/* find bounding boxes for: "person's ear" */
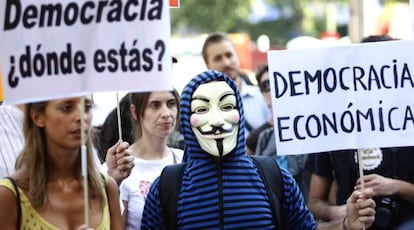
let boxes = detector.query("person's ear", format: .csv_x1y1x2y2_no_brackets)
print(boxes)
31,110,46,127
130,104,138,121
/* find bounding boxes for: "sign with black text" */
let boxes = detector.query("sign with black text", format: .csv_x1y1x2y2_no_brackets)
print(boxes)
268,40,414,155
0,0,172,104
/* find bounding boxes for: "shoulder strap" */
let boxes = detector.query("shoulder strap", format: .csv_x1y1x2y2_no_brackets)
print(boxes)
159,163,186,230
250,156,283,229
100,173,109,204
6,177,22,229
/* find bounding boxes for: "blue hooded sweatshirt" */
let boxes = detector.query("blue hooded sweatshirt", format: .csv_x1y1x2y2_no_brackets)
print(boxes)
141,70,316,229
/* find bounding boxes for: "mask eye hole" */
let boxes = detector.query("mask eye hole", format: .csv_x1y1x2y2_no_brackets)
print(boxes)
194,106,209,114
221,104,236,111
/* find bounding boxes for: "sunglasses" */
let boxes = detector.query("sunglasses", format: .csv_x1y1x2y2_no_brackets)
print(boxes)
260,79,270,92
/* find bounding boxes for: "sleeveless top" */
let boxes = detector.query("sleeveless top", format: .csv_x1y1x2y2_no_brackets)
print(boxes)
0,177,110,230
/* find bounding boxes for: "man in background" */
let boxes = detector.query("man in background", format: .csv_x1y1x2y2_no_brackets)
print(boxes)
201,32,270,136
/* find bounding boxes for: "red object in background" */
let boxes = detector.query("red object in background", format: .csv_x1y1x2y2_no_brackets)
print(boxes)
320,31,340,40
228,33,253,71
170,0,180,8
251,45,285,72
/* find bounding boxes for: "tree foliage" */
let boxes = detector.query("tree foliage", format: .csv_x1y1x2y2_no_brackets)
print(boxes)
171,0,252,34
170,0,319,45
170,0,407,45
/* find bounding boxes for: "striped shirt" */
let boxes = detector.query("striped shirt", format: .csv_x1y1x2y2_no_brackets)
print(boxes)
141,70,316,229
0,105,24,178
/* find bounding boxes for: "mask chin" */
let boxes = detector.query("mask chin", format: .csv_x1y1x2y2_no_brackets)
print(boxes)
193,126,238,157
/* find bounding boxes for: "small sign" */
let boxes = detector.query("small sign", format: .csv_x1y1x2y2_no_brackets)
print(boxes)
170,0,180,8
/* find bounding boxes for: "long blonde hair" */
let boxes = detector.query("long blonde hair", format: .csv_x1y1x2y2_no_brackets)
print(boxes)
15,100,105,208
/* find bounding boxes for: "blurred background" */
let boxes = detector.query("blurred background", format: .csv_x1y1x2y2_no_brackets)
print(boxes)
93,0,412,126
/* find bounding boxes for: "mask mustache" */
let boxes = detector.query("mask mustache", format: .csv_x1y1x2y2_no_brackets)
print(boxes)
197,126,234,135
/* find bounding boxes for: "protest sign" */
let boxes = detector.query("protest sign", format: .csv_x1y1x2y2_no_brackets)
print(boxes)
267,40,414,155
0,0,172,104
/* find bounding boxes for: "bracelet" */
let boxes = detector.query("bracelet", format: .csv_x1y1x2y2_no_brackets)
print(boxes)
342,216,348,230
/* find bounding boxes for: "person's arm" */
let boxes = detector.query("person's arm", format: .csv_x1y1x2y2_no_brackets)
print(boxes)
105,140,134,185
317,189,375,230
308,174,346,221
141,178,166,229
107,176,123,230
355,174,414,204
121,200,128,229
0,185,18,229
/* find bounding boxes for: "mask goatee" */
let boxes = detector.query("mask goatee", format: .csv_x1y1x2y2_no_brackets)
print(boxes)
216,139,223,157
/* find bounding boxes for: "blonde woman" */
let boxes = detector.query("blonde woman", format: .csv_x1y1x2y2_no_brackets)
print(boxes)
0,96,122,229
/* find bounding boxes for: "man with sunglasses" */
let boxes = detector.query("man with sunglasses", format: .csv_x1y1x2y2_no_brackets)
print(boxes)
247,65,310,199
246,66,272,155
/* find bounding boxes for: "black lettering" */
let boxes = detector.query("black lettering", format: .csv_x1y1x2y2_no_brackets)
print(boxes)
402,106,414,130
147,0,162,20
139,0,147,20
293,115,305,140
323,68,337,93
4,0,21,30
19,46,32,77
388,107,400,130
94,50,106,72
64,3,79,26
273,71,288,98
107,49,118,72
80,2,95,24
108,1,122,22
289,71,304,96
400,63,414,88
322,113,338,135
339,67,350,90
304,70,321,95
73,51,86,73
277,116,293,142
96,0,109,23
60,43,73,74
119,42,128,72
368,65,381,90
353,66,367,91
306,114,321,138
129,48,141,71
356,108,374,132
125,0,138,21
33,48,45,76
46,52,59,75
8,56,19,88
142,48,153,71
23,5,37,29
380,65,392,89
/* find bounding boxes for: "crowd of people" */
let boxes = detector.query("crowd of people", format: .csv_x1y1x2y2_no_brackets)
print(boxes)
0,32,412,229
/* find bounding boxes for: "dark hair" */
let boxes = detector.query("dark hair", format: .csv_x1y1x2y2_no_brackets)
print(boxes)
202,32,232,65
129,89,180,140
98,94,134,161
360,35,395,43
256,65,269,83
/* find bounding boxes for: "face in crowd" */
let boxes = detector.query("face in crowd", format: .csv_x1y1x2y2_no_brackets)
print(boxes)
190,81,240,157
30,96,93,150
130,91,179,139
205,39,240,81
258,70,272,109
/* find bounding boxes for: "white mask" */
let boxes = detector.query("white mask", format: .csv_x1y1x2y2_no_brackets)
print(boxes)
190,81,240,157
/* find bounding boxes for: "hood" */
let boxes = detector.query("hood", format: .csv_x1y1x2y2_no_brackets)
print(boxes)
180,70,246,161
